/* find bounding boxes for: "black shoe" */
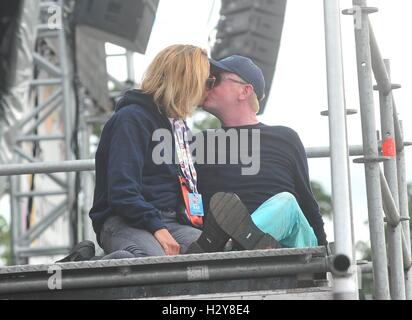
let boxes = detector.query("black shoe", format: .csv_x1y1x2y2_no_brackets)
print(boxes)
56,240,95,262
209,192,280,250
252,233,281,250
186,206,230,254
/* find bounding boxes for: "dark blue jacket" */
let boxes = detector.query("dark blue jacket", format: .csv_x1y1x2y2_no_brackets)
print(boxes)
89,90,180,240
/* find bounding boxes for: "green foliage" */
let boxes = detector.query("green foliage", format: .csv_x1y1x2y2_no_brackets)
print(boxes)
0,215,11,266
191,109,220,132
310,181,332,218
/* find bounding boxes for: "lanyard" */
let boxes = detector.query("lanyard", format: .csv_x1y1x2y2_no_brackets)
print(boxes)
172,119,198,193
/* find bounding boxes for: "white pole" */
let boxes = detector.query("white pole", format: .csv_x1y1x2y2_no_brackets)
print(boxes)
323,0,358,299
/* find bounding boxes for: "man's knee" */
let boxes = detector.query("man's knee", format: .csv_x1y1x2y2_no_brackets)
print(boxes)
275,192,301,221
276,192,297,204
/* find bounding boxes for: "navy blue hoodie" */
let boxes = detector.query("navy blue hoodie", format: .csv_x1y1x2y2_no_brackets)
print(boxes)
89,90,181,241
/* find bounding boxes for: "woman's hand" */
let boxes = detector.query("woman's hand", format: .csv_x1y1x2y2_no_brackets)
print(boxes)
154,228,181,255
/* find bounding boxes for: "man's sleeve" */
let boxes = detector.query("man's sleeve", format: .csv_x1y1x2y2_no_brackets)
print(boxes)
107,114,165,233
289,130,328,245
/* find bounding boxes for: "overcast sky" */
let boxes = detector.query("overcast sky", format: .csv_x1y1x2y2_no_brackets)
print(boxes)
107,0,412,248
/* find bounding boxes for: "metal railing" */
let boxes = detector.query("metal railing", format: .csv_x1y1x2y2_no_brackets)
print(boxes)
343,0,411,299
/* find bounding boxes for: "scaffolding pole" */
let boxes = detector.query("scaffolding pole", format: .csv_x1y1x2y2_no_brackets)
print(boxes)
378,59,405,299
323,0,357,300
9,0,76,264
351,0,390,300
2,142,412,176
397,121,412,299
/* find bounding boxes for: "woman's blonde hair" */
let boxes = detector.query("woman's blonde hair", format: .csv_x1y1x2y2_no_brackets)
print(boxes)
140,44,210,119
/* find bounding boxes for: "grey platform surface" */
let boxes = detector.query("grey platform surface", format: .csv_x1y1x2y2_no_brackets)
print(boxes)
0,246,330,300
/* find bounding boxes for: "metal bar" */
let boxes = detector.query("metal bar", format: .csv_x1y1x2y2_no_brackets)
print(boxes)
105,53,127,57
19,200,68,244
12,147,67,188
30,78,62,86
15,191,67,197
78,111,94,243
33,53,62,77
16,134,65,142
324,0,358,300
0,159,94,176
392,98,404,152
369,24,404,151
397,121,412,299
108,74,128,91
9,175,20,265
17,88,62,128
0,247,327,272
17,246,71,257
126,50,135,83
58,0,75,250
306,144,412,158
369,23,392,95
307,145,363,158
358,262,373,274
379,59,405,299
37,29,59,38
37,24,54,32
23,96,62,135
0,257,328,295
380,170,401,226
401,231,412,270
0,141,410,176
352,0,390,300
15,246,71,257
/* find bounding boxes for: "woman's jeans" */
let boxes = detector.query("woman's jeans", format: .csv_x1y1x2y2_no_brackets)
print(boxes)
100,192,317,258
251,192,318,248
100,210,202,257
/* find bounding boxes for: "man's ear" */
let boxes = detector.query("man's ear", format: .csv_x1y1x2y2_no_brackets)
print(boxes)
239,84,254,101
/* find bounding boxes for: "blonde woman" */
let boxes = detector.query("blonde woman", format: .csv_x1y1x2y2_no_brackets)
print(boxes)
88,44,213,258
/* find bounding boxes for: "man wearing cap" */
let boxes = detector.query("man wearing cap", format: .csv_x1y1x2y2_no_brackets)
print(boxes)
188,55,327,253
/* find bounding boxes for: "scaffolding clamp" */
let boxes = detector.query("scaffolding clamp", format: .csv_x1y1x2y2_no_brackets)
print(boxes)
353,156,391,164
342,7,378,16
373,84,402,91
383,217,409,223
320,109,358,116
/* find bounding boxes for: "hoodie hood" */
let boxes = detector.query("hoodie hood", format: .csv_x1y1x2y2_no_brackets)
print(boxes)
115,89,156,112
114,89,172,131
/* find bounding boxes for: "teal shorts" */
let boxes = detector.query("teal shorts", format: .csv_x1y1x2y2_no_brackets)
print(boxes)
251,192,318,248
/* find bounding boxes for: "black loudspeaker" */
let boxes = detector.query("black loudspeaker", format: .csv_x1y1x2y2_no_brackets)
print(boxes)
75,27,111,111
74,0,159,54
212,0,287,114
0,0,22,92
